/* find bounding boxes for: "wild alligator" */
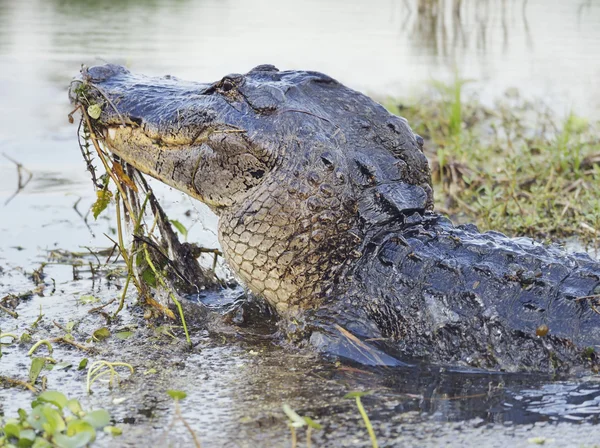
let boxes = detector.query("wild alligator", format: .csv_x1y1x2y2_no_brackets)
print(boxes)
69,64,600,374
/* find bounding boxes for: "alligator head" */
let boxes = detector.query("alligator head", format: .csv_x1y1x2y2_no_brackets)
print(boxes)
69,64,432,315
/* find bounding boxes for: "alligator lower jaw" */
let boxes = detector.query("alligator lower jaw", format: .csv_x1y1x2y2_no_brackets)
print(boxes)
97,125,217,207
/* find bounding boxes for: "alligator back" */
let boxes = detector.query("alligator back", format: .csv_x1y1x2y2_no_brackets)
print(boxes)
334,214,600,373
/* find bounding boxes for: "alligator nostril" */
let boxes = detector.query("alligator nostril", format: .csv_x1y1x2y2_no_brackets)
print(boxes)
415,134,424,148
129,116,142,126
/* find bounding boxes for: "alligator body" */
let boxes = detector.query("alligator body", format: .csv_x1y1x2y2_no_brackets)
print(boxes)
69,64,600,373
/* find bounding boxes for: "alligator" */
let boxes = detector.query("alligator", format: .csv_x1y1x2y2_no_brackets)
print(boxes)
69,64,600,374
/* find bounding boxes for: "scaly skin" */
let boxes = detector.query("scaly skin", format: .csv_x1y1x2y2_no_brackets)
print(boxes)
69,64,600,373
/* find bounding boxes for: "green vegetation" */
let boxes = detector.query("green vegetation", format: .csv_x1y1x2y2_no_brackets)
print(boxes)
282,404,322,448
386,82,600,247
0,391,119,448
344,391,378,448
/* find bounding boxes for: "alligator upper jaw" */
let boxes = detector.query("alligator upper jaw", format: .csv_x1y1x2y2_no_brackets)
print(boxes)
68,64,258,208
68,64,234,146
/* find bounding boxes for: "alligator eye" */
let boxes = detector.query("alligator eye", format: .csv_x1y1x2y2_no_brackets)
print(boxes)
221,80,234,92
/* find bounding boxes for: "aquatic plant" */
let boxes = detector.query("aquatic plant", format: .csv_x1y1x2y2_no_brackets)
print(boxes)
86,360,134,394
344,391,378,448
282,404,322,448
0,391,120,448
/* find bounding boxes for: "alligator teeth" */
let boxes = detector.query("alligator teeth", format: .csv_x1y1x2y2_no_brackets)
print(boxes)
108,127,117,140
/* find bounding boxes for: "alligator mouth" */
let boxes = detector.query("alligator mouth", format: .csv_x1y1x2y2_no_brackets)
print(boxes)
68,64,250,207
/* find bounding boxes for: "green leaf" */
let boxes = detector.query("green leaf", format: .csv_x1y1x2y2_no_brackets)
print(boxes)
53,431,93,448
141,269,157,287
303,416,323,430
114,331,133,340
83,409,110,428
3,422,20,438
78,295,100,304
282,404,305,428
103,426,122,436
27,406,47,431
92,327,110,342
166,390,187,400
53,362,72,371
41,406,66,435
18,428,36,445
78,358,88,370
37,391,68,409
31,437,53,448
343,390,374,399
29,357,47,384
87,104,102,120
20,333,32,343
169,220,188,238
18,408,28,422
66,419,96,440
66,399,83,417
91,190,112,220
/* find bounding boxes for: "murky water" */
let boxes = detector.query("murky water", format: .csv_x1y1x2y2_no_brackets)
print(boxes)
1,0,600,446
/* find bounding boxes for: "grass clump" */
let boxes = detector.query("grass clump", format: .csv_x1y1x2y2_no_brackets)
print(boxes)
386,84,600,247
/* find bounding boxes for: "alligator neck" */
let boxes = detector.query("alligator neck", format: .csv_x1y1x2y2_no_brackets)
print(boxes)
218,166,362,314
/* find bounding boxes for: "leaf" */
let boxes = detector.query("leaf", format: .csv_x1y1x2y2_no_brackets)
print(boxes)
3,422,20,438
141,269,157,287
41,406,66,435
92,327,110,342
38,391,68,409
78,358,88,370
282,404,305,428
66,419,96,440
83,409,110,428
169,220,188,238
66,399,84,417
103,426,123,436
91,189,112,220
87,104,102,120
18,408,28,422
79,295,100,304
167,390,187,400
29,357,47,384
114,331,133,340
27,405,47,431
303,416,323,430
20,333,32,343
54,362,73,371
32,437,53,448
343,390,374,399
53,431,93,448
18,428,36,444
112,162,138,192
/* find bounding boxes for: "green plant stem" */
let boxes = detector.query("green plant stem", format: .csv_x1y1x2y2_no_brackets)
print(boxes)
27,340,53,356
143,244,191,346
355,396,378,448
86,360,134,393
0,332,18,341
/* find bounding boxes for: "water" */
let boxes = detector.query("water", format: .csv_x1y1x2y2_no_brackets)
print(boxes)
1,0,600,446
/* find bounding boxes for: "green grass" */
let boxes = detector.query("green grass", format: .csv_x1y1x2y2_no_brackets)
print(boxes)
386,84,600,248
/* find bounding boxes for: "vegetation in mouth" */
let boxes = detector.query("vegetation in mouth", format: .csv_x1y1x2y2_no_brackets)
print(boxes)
385,80,600,250
67,88,229,345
